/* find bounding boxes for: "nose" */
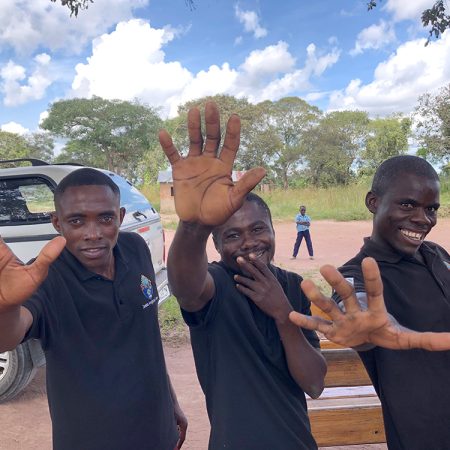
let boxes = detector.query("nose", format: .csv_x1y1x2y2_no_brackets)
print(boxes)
411,207,433,227
83,221,102,240
240,232,258,251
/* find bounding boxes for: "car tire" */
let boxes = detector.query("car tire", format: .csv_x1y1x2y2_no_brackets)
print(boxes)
0,343,37,403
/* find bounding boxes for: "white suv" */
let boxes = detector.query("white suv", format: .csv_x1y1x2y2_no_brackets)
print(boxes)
0,159,170,402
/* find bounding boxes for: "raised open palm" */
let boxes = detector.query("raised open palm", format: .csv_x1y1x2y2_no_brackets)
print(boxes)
159,101,266,226
0,236,66,311
289,257,450,351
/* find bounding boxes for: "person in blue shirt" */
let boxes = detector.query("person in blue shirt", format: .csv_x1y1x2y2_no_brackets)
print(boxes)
291,205,314,260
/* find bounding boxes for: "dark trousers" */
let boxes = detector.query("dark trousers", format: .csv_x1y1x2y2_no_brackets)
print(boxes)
292,229,313,257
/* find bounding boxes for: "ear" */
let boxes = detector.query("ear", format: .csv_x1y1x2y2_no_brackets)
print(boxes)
51,212,61,234
119,207,126,225
365,191,378,214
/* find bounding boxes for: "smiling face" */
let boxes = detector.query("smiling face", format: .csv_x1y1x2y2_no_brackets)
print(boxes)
51,185,125,278
214,200,275,273
367,172,440,257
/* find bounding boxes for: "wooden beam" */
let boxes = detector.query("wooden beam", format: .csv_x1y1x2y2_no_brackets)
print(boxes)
308,397,385,446
322,348,372,387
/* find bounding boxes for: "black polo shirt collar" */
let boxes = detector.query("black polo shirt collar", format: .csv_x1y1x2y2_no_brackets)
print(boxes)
60,240,128,282
361,237,437,265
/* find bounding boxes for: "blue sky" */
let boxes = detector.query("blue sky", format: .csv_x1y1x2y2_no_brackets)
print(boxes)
1,0,450,136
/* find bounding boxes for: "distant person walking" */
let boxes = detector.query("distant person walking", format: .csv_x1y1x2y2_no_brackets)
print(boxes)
291,206,314,260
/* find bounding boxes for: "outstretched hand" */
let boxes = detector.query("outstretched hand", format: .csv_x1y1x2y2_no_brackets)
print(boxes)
159,101,266,226
0,236,66,311
289,257,450,351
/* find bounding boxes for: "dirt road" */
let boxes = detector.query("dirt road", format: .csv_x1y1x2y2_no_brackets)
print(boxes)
1,219,448,450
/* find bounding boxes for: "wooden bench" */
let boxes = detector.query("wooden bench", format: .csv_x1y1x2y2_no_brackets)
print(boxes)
307,343,386,447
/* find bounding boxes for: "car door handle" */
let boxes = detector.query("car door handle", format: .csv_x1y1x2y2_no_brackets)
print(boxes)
133,211,147,220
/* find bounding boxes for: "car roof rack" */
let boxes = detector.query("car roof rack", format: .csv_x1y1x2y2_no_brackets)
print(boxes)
0,159,86,168
0,158,49,166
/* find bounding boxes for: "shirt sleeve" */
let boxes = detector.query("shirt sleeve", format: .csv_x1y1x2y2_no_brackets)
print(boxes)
181,263,223,328
22,288,51,347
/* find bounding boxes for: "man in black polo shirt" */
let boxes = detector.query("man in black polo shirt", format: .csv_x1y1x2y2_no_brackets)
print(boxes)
290,155,450,450
0,169,186,450
159,101,327,449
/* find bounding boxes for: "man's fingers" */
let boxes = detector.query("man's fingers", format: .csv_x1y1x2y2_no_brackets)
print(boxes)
301,278,344,320
229,168,266,208
203,101,221,157
361,257,387,315
398,330,450,352
219,114,241,168
29,236,66,280
187,107,203,157
320,265,361,314
159,130,181,165
289,311,333,334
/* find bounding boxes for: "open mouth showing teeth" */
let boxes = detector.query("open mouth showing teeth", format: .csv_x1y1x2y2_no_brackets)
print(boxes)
400,229,424,241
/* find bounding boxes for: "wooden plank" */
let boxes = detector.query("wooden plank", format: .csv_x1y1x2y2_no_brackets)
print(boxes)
316,385,377,399
322,348,372,387
308,399,385,446
319,339,344,349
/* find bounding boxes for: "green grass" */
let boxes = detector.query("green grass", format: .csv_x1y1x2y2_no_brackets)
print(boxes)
259,183,373,222
138,184,160,211
141,177,450,222
158,296,189,344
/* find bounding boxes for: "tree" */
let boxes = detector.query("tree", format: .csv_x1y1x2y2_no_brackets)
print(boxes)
302,111,369,186
414,84,450,165
0,131,55,165
255,98,321,189
361,116,411,173
24,133,55,162
41,96,162,182
0,132,30,164
368,1,450,44
50,0,93,17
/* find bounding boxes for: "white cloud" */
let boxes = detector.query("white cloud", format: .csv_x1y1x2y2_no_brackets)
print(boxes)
329,31,450,115
0,0,148,55
71,20,340,116
1,53,53,106
384,0,431,22
351,20,396,55
1,121,29,135
234,5,267,39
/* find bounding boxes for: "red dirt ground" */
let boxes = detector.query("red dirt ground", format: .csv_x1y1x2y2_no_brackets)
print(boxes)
1,219,448,450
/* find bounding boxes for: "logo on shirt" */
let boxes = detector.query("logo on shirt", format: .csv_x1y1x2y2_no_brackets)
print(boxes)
140,274,158,308
444,261,450,271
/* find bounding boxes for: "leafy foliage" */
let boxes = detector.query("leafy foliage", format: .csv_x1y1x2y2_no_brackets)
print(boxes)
41,96,162,182
368,1,450,45
50,0,93,17
361,116,411,173
414,84,450,166
302,111,369,186
0,131,55,165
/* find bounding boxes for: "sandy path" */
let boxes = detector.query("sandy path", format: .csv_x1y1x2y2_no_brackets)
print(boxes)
0,219,448,450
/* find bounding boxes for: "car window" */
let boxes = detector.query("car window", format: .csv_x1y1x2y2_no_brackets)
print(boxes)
105,172,157,226
0,177,54,226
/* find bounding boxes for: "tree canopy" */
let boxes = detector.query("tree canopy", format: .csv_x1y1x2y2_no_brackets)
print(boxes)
51,0,93,17
41,96,162,182
0,131,55,165
414,83,450,165
368,1,450,44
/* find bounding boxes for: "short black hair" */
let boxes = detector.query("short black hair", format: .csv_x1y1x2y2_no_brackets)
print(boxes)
371,155,439,196
212,192,272,243
54,168,120,205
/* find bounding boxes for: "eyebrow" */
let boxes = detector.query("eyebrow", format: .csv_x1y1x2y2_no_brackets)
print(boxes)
65,210,117,219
